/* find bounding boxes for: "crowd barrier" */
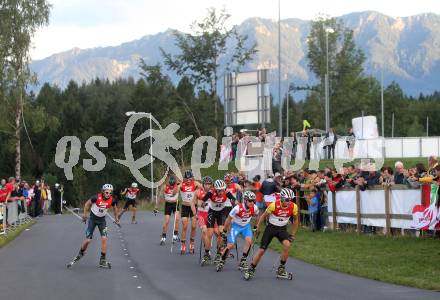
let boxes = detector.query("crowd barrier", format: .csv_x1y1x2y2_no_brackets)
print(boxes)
0,201,32,236
327,185,421,233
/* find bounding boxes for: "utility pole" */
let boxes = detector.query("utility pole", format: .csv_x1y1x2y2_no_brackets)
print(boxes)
381,69,384,137
278,0,282,137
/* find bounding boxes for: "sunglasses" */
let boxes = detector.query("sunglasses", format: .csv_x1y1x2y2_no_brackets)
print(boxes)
103,191,112,195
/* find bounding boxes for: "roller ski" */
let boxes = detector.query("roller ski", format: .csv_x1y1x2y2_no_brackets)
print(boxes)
238,257,248,271
213,252,222,264
243,265,255,281
172,234,180,243
99,256,111,269
180,242,186,255
66,252,83,268
189,240,195,254
200,253,211,266
216,259,225,272
276,264,293,280
131,217,137,224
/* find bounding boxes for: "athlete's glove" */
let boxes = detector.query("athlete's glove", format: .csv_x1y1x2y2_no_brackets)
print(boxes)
82,215,87,223
288,234,296,242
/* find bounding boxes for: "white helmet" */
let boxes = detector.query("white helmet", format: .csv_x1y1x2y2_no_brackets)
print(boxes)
131,182,138,188
280,188,295,201
243,191,256,202
214,179,227,190
102,183,114,191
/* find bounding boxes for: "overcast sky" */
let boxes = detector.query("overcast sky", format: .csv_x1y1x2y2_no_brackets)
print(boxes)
31,0,440,60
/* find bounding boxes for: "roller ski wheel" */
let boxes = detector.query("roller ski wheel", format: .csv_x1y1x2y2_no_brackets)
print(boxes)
172,235,180,243
66,253,83,268
200,254,211,266
243,267,255,281
216,260,225,272
276,265,292,280
99,258,111,269
276,272,293,280
238,259,248,271
180,243,186,255
213,253,221,264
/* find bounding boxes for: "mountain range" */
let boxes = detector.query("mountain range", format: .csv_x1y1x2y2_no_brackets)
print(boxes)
31,11,440,98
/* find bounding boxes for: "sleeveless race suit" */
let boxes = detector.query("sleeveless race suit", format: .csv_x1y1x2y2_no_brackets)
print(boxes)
124,187,139,209
180,180,197,218
86,193,115,239
228,203,259,244
163,184,178,216
259,199,298,250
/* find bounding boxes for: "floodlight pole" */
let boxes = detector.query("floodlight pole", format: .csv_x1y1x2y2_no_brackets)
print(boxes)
278,0,282,137
125,111,154,202
381,69,384,137
325,27,334,132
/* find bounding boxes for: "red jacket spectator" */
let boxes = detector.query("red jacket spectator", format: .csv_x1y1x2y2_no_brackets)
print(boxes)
0,177,15,203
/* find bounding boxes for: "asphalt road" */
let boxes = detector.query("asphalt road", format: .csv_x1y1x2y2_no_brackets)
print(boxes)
0,212,438,300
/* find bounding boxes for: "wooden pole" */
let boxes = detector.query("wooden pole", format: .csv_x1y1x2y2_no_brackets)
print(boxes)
384,185,391,236
332,191,337,230
356,185,361,234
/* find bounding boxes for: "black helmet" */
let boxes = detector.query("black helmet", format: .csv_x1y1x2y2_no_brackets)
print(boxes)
183,170,193,179
202,176,213,184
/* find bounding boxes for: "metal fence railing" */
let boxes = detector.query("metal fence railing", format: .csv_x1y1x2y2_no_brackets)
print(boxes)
0,201,33,236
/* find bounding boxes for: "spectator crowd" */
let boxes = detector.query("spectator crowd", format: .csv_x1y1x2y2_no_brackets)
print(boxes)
216,150,440,234
0,178,63,231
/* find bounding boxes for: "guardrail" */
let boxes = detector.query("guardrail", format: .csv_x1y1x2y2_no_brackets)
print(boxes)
326,185,421,235
0,201,33,236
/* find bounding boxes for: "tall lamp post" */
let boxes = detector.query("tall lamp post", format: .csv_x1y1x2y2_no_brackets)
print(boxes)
325,27,334,132
278,0,282,137
125,111,154,203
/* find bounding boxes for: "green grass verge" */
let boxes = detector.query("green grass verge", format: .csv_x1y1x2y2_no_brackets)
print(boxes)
0,220,36,248
268,228,440,291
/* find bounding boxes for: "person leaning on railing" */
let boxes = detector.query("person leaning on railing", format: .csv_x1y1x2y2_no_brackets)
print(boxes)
379,167,395,186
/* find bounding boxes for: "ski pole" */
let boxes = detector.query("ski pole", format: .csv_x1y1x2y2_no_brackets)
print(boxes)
235,240,239,261
170,200,179,253
63,205,83,221
107,212,121,228
154,187,159,216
